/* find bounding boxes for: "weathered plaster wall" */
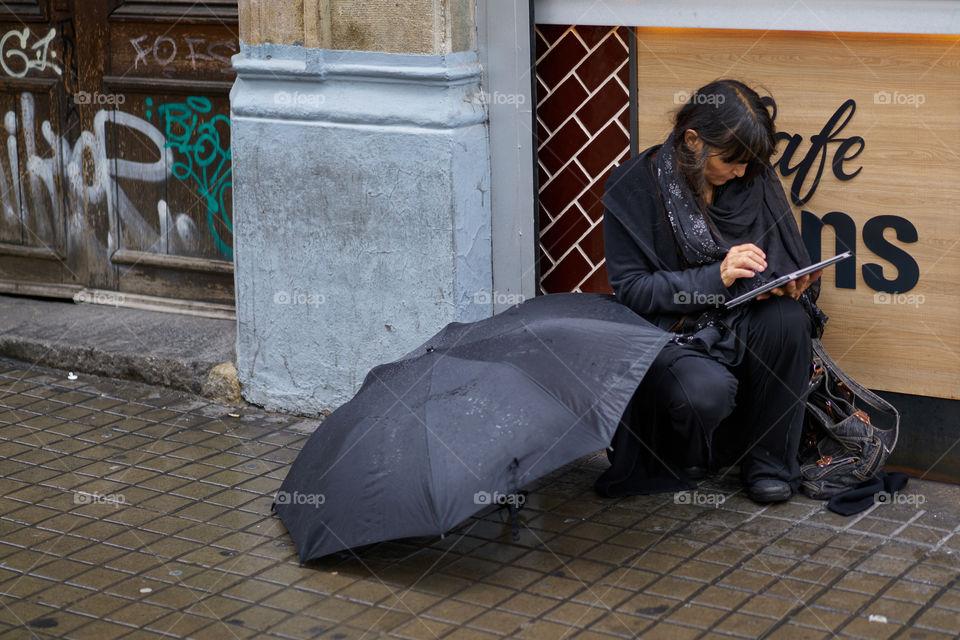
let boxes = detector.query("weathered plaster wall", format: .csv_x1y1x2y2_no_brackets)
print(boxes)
240,0,308,45
239,0,475,53
231,46,491,414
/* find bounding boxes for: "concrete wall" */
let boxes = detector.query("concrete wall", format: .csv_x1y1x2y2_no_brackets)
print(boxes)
231,45,491,414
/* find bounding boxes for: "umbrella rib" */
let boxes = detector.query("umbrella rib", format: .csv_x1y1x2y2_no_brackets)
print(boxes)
518,330,676,484
416,350,467,531
516,315,632,404
376,360,485,482
510,314,671,410
307,320,492,487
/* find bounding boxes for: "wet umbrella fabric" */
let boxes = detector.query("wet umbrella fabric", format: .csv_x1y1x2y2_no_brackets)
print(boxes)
274,293,671,562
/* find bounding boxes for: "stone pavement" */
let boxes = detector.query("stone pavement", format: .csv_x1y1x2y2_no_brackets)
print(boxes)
1,356,958,640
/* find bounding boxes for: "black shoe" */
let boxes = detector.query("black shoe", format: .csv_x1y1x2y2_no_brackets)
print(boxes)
747,478,792,504
682,465,707,481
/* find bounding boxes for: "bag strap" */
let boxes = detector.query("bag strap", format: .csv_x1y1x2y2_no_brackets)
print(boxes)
812,338,900,453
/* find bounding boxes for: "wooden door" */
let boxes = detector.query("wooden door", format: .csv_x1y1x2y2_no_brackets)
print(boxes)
0,0,238,308
0,0,72,296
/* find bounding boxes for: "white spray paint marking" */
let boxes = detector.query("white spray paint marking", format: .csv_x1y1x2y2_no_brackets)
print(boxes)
0,93,199,254
129,34,237,73
0,27,61,78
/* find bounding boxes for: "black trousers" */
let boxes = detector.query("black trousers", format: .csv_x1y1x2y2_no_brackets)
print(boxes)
596,295,812,497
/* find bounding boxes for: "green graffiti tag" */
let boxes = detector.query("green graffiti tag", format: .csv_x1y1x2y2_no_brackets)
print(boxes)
147,96,232,259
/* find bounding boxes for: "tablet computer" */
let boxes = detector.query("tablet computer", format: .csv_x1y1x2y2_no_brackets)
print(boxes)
723,250,853,309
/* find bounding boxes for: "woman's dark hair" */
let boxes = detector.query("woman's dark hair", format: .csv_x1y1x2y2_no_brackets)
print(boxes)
671,79,776,198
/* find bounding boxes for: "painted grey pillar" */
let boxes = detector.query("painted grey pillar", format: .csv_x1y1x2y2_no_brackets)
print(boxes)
230,45,492,414
478,0,537,313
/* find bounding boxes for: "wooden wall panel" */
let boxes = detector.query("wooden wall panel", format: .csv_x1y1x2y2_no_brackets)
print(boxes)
634,28,960,400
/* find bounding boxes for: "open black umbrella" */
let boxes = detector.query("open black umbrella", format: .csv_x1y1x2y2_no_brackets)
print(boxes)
274,293,671,562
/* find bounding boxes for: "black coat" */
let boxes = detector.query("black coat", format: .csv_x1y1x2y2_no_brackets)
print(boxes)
602,146,731,334
601,145,825,350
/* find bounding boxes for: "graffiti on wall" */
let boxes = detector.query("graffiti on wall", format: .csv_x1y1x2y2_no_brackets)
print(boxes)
147,96,233,258
129,35,238,73
0,92,233,262
0,27,62,78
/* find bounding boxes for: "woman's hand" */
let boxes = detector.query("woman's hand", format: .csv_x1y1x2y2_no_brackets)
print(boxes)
756,269,823,301
720,243,768,288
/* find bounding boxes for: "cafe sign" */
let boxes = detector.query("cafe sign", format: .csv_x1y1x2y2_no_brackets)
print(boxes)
635,28,959,399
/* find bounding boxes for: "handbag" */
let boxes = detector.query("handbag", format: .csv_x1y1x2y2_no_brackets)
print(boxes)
798,339,900,499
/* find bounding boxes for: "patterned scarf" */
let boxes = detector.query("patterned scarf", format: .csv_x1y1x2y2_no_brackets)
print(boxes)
654,133,826,359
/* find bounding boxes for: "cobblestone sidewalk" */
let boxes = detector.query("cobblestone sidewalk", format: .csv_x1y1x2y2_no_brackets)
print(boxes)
0,358,958,639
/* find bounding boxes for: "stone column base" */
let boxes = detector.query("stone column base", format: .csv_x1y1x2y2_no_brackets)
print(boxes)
231,45,492,414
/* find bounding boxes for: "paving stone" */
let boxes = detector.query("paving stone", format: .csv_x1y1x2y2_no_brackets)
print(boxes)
1,355,959,640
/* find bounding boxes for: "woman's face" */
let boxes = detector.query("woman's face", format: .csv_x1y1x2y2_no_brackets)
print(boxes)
683,129,749,186
703,152,748,186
